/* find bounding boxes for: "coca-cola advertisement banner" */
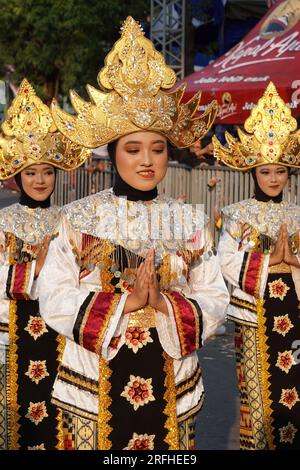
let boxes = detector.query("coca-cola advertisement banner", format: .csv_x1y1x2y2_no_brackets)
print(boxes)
183,0,300,123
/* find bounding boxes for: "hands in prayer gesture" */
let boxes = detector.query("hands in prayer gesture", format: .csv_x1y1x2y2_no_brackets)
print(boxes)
123,249,168,314
269,224,300,268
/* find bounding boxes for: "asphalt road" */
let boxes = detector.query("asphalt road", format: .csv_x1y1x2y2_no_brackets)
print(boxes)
0,188,240,450
197,321,240,450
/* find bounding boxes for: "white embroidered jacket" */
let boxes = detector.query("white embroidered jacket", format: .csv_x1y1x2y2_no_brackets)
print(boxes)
38,189,229,421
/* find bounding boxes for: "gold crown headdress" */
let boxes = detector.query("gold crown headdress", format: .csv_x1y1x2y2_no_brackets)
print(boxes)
0,79,91,180
51,16,218,149
212,82,300,170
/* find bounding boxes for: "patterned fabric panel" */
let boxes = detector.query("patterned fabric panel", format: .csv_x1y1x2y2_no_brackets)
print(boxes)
62,410,97,450
178,415,196,450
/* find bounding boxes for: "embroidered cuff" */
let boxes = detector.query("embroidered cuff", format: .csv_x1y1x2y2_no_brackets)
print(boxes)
6,262,34,300
73,292,121,354
239,252,265,298
164,291,202,356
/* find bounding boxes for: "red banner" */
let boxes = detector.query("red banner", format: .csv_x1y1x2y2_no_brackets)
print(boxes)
182,0,300,123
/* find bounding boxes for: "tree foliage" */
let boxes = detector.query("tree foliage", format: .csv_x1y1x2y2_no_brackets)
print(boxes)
0,0,149,102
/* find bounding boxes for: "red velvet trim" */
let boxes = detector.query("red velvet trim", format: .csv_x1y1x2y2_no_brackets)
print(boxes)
82,233,94,252
167,291,198,356
81,292,118,354
243,252,264,297
10,263,30,300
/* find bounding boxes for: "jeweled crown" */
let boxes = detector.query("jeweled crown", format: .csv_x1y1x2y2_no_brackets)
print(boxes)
0,79,91,180
213,82,300,170
51,16,218,149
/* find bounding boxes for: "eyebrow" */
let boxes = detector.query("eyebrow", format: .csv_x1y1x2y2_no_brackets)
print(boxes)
25,166,54,171
124,140,166,144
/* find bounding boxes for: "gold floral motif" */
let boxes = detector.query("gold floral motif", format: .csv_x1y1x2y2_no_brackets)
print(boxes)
279,422,298,444
26,401,48,426
125,327,153,353
121,375,155,411
25,360,49,384
124,433,155,450
279,388,300,410
24,316,48,340
276,350,296,374
268,278,290,301
272,315,294,337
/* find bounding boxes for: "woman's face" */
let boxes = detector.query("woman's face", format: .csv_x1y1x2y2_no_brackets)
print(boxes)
20,164,56,201
115,132,168,191
255,164,289,197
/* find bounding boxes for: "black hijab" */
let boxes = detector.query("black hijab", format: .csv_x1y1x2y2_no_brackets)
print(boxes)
14,167,57,209
108,140,158,202
250,167,289,203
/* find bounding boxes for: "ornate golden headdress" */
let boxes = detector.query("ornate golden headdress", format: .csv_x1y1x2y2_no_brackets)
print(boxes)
0,79,91,180
213,82,300,170
51,16,218,149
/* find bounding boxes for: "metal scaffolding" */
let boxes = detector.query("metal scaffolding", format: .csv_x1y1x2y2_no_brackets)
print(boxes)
150,0,186,79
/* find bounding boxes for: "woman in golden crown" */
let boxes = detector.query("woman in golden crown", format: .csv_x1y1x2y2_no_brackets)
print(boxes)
0,80,90,449
37,17,229,450
214,82,300,450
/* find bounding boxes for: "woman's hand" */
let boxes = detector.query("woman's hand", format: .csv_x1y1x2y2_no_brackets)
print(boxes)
147,249,168,315
34,235,51,278
123,261,149,314
269,225,285,266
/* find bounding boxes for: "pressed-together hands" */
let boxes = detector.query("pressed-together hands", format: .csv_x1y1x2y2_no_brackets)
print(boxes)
123,249,168,315
269,224,300,268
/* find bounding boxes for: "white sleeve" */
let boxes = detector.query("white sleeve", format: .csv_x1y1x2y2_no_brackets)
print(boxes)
218,226,269,298
37,219,88,339
157,226,229,356
187,228,229,343
38,217,128,359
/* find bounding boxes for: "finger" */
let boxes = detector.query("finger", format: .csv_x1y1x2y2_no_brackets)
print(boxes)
150,249,155,269
145,255,152,276
136,262,145,280
139,262,150,284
